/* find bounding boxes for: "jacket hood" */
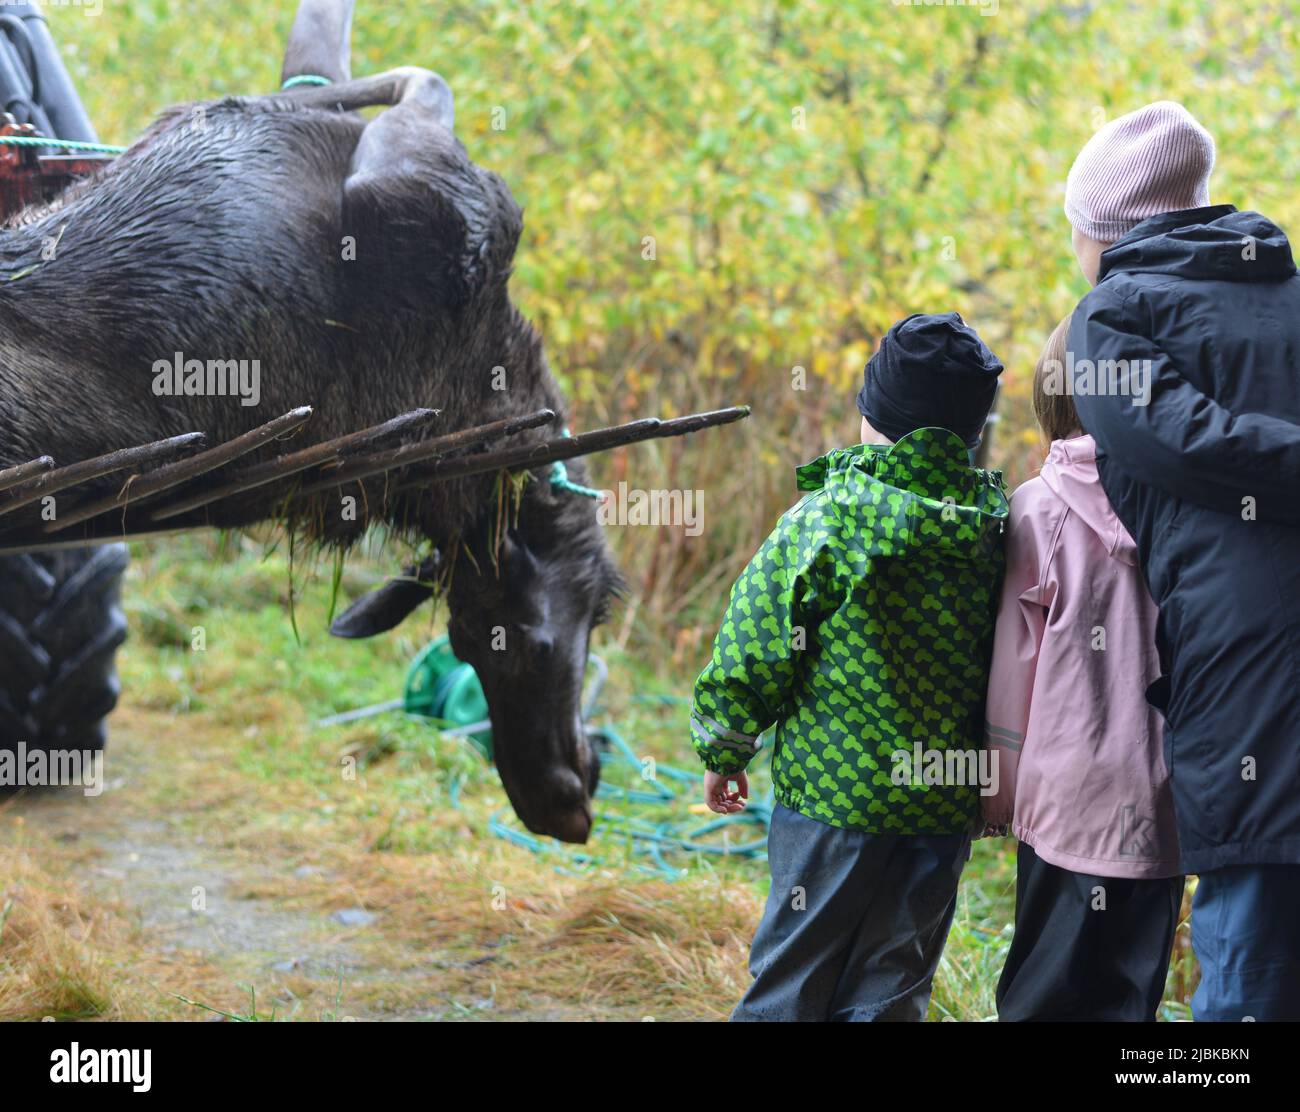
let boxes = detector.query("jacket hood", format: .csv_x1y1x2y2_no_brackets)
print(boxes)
795,427,1007,564
1039,434,1137,565
1098,205,1297,285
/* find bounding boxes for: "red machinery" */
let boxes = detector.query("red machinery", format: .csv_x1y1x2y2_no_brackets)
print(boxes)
0,116,113,215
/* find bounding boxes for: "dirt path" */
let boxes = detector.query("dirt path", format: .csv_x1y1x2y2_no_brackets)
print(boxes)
2,704,745,1021
5,719,439,1019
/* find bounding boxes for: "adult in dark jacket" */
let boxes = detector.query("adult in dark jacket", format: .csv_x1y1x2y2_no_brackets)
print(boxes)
1064,101,1300,1021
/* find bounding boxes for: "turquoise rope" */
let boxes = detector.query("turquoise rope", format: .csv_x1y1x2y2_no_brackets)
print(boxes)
0,135,126,154
388,654,770,880
0,77,334,155
549,427,604,500
0,77,335,154
281,74,333,89
463,713,772,881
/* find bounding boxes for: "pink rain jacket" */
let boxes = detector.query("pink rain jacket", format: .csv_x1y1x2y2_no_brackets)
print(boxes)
983,434,1180,879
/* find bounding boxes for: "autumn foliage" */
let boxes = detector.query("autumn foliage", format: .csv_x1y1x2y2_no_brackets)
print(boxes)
59,0,1300,656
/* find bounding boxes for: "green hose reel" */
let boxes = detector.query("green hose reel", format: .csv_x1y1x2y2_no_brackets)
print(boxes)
404,636,494,760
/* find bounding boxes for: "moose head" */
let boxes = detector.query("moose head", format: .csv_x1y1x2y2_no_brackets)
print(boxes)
333,457,623,844
0,0,743,843
448,481,621,843
283,0,624,842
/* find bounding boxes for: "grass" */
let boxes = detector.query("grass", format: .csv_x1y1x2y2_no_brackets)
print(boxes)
0,0,1210,1023
0,533,1195,1020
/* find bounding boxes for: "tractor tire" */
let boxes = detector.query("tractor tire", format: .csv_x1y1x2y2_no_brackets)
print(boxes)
0,545,129,761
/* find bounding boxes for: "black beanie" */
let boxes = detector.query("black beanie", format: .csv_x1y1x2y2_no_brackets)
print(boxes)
856,312,1003,449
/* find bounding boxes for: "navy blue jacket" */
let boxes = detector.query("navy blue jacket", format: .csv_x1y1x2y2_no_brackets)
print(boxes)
1070,205,1300,873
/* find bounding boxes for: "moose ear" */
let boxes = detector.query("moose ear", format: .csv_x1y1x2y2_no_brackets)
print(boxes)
330,556,438,639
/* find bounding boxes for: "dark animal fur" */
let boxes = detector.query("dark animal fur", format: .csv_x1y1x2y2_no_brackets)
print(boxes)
0,96,576,546
0,84,621,841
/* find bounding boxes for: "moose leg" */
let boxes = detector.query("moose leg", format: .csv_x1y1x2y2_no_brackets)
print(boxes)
281,0,355,86
270,66,454,129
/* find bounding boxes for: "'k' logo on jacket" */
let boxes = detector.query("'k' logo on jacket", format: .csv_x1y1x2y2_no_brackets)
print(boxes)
691,427,1009,834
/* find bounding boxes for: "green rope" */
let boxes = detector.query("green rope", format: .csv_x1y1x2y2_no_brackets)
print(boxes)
549,428,604,500
281,74,333,89
0,135,126,154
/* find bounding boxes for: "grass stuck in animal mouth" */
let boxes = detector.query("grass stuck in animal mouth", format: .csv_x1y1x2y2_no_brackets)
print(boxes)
0,533,1191,1021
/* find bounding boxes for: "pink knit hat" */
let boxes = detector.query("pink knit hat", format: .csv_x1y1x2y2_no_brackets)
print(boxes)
1065,101,1216,242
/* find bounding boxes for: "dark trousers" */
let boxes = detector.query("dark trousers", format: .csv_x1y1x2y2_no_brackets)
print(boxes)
732,804,969,1022
1192,864,1300,1021
996,841,1184,1021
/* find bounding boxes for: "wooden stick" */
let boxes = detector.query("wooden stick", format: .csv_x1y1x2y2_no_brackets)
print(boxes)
0,525,190,557
146,408,439,523
286,408,557,499
0,405,749,549
45,408,315,533
394,406,751,490
0,456,55,493
0,433,206,520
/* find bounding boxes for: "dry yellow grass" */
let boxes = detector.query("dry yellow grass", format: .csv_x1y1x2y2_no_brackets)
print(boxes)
0,536,1032,1022
0,698,760,1021
0,843,122,1021
0,840,242,1022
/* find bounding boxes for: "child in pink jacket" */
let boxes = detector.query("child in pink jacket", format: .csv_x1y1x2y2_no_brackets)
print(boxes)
984,316,1183,1021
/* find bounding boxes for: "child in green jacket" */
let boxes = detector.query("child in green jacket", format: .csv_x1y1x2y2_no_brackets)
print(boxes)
692,312,1008,1021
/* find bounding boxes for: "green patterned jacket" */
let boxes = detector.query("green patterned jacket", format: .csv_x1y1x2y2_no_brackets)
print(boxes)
691,427,1009,833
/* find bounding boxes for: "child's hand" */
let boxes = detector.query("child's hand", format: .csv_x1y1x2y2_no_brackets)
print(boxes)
970,816,1010,840
704,770,749,814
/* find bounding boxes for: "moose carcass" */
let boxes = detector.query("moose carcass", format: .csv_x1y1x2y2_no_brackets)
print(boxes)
0,0,746,842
